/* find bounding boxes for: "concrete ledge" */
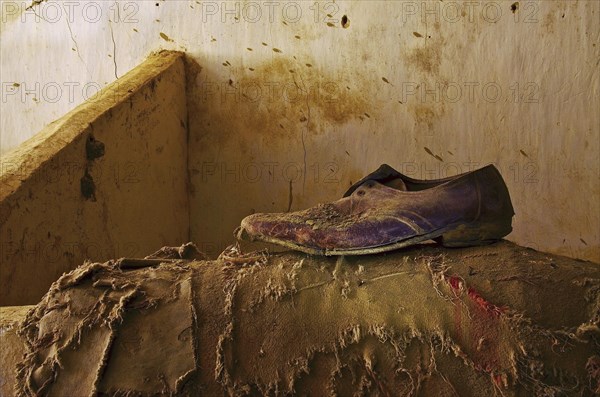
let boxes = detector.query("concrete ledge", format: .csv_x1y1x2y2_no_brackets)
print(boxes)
0,51,190,305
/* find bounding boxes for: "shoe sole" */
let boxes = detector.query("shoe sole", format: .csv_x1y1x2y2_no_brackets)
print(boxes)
244,219,512,256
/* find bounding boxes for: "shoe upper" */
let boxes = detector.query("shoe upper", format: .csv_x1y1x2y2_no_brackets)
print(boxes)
344,163,457,197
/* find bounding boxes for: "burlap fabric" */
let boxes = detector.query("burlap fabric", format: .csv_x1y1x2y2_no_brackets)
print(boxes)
6,241,599,396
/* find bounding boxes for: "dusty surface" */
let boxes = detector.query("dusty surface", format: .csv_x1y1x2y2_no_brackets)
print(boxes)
0,305,32,395
3,241,598,396
0,51,189,305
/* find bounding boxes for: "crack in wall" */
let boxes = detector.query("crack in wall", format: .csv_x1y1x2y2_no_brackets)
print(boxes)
108,16,119,79
286,180,293,212
290,63,311,193
65,18,90,76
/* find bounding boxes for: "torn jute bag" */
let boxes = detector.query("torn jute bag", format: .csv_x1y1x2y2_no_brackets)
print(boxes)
11,241,600,396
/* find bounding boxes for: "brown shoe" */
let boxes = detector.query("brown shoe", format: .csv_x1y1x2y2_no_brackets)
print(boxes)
237,164,515,255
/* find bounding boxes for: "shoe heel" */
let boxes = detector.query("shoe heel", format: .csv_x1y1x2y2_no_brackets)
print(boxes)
438,219,512,247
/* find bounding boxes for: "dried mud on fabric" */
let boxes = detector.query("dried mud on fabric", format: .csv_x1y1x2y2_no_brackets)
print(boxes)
7,241,600,396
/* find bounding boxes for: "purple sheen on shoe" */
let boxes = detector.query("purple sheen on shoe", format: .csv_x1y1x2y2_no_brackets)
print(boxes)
237,165,514,255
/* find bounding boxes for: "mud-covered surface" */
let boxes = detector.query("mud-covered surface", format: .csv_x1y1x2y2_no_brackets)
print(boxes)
5,241,600,396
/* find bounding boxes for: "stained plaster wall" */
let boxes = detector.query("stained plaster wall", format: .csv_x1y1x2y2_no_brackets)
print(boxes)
1,1,599,264
0,51,189,305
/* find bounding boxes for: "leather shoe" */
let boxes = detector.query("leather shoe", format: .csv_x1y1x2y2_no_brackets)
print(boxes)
237,164,515,255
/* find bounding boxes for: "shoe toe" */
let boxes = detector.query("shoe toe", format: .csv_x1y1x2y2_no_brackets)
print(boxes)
238,213,269,241
238,212,312,243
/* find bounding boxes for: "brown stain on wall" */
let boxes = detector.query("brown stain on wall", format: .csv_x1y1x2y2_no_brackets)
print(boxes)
403,23,445,77
402,23,448,133
413,105,437,131
186,56,371,148
405,45,443,76
543,12,556,34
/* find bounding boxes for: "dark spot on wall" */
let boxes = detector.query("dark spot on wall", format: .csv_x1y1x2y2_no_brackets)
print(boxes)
382,77,390,84
510,2,519,13
86,135,105,161
327,22,335,27
80,170,96,201
305,63,312,67
273,48,282,53
519,149,529,158
262,42,268,46
159,32,173,42
295,35,301,39
247,48,253,51
580,238,587,245
248,68,255,71
413,32,423,38
341,15,349,28
424,147,443,162
155,2,159,6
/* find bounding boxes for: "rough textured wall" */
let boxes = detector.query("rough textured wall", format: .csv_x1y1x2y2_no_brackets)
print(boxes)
1,1,599,261
0,51,189,305
184,0,600,261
